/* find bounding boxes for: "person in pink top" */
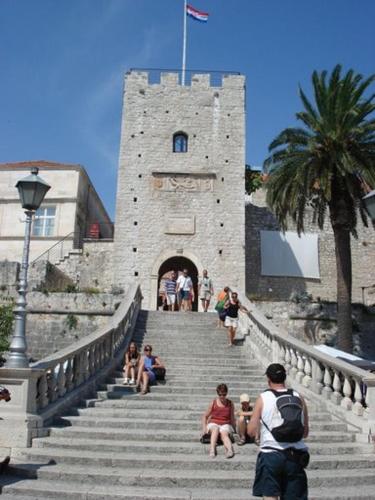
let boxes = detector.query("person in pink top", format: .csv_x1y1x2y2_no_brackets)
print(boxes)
201,383,236,458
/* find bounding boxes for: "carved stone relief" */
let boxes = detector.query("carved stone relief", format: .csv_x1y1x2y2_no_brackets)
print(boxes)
153,174,214,192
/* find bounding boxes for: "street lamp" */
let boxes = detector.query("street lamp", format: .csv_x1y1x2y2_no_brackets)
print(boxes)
6,167,50,368
363,190,375,223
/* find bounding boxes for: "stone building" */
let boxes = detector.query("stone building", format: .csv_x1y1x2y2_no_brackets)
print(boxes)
246,188,375,304
114,70,246,310
0,161,113,262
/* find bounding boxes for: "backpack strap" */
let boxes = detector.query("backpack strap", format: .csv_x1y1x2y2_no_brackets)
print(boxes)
267,388,294,398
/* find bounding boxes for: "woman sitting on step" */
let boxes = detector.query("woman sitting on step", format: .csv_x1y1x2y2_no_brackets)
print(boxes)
201,383,236,458
136,344,165,395
123,342,141,385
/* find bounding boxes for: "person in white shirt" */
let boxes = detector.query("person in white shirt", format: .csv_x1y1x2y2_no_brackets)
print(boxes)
176,269,194,311
198,269,214,312
247,363,309,500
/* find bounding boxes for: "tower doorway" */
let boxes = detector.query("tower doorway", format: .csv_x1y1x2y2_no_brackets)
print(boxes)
158,256,199,311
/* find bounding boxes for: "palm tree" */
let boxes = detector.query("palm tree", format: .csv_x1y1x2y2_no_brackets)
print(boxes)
264,65,375,353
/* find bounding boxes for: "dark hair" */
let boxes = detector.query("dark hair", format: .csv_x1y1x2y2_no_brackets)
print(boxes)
265,363,286,383
144,344,152,352
216,383,228,394
224,286,230,292
127,342,139,359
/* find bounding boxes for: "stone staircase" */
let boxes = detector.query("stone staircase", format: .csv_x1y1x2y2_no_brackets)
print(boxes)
1,310,375,499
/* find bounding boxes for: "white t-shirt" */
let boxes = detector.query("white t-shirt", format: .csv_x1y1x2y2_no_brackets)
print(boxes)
260,389,307,452
177,275,193,291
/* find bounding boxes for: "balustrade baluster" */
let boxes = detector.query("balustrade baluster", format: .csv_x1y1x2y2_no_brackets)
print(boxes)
314,361,324,394
332,371,343,404
322,366,333,399
302,357,312,388
47,367,57,402
352,380,364,416
89,346,95,376
57,361,66,397
65,358,73,391
290,350,298,378
284,348,291,374
341,376,353,410
37,374,49,409
296,353,305,383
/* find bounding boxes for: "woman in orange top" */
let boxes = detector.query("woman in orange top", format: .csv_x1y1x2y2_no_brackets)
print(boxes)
215,286,230,328
201,383,236,458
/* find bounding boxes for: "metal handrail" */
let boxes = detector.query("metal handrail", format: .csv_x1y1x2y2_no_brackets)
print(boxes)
31,232,78,264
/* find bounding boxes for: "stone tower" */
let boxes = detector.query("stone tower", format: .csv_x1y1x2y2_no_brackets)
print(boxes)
114,70,246,310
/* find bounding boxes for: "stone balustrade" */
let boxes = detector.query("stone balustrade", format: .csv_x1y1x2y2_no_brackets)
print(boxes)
0,283,142,448
238,294,375,433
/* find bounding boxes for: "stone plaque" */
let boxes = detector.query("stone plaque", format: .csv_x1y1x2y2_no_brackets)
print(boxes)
165,216,195,235
153,173,214,192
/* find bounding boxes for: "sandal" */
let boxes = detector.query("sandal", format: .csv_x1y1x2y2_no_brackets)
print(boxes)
237,438,246,446
209,448,216,458
225,448,235,459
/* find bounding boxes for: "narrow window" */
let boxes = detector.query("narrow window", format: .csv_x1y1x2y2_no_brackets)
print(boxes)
173,132,188,153
33,206,56,236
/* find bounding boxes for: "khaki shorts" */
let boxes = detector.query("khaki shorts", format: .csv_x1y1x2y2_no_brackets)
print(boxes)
166,294,176,305
200,291,212,301
207,423,234,434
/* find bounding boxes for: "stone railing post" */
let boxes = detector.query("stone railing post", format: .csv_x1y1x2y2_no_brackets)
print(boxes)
363,377,375,433
0,368,44,447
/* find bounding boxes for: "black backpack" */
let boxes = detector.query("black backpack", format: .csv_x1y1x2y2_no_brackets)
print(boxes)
262,389,304,443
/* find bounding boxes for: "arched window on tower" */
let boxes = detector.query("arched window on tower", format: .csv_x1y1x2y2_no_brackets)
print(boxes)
173,132,188,153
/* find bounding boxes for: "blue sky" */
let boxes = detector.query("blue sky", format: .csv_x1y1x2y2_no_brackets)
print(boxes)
1,0,374,218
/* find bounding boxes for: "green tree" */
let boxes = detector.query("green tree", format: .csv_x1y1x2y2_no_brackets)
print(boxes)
264,65,375,352
245,165,263,194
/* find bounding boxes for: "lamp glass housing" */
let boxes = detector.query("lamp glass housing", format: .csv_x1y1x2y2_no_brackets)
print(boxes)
15,168,51,211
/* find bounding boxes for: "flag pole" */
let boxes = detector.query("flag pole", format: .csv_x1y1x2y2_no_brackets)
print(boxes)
182,0,187,86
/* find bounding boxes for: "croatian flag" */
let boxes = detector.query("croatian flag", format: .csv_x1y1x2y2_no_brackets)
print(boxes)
186,4,209,23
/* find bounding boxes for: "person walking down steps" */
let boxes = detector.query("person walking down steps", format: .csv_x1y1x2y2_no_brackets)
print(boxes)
198,269,214,312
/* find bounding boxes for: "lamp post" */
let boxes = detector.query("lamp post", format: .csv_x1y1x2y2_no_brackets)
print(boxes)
6,167,50,368
363,190,375,223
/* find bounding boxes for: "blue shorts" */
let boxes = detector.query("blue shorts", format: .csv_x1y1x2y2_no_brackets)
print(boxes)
252,450,308,499
181,290,190,300
145,369,156,384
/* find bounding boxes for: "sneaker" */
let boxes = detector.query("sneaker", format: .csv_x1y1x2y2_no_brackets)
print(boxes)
123,378,129,385
129,379,135,385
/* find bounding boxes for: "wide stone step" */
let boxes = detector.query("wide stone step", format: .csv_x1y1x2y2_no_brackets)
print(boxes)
13,448,375,473
32,436,371,455
47,425,356,444
5,465,375,492
87,398,334,416
100,384,267,396
109,377,265,387
56,415,349,433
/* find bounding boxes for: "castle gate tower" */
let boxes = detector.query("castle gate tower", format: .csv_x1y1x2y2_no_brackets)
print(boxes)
114,70,246,310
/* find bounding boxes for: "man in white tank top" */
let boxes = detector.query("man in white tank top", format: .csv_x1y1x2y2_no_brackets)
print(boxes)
247,363,309,500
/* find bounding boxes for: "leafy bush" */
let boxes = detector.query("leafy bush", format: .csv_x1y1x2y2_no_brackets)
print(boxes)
0,302,14,354
66,314,78,330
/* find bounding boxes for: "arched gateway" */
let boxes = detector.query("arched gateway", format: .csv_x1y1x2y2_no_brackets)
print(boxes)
158,256,198,311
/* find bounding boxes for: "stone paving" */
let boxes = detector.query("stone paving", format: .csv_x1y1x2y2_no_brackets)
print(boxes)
1,310,375,499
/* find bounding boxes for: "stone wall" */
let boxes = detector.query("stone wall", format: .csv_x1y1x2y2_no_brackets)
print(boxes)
55,240,115,292
25,291,119,360
0,261,19,299
246,188,375,303
114,71,246,309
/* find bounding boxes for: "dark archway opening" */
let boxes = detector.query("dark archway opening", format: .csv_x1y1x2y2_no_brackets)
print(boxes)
158,256,199,311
